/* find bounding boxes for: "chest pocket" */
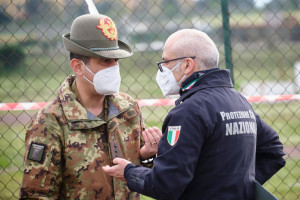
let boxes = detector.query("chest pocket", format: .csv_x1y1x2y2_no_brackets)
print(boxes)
108,107,139,136
108,107,141,158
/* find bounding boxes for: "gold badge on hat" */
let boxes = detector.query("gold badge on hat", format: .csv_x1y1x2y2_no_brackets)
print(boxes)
96,17,118,41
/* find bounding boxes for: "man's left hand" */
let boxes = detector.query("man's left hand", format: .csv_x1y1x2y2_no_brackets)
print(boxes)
102,158,131,180
140,126,162,159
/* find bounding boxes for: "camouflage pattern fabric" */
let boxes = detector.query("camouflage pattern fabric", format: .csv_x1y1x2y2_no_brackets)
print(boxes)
20,75,146,200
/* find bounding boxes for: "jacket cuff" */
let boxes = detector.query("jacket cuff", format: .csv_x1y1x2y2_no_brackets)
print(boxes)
124,163,135,180
124,164,150,194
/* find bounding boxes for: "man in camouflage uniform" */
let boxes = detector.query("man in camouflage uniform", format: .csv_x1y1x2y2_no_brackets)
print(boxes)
19,13,161,200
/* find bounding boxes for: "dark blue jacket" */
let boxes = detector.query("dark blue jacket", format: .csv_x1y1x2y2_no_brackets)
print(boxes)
125,69,285,200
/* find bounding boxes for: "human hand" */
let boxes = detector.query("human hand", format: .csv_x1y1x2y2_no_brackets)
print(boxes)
140,126,162,159
102,158,131,180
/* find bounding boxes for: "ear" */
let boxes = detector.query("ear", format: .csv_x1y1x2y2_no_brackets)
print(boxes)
70,59,84,76
182,58,195,75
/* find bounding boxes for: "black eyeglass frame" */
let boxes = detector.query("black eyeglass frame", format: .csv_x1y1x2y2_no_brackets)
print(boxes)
156,56,196,72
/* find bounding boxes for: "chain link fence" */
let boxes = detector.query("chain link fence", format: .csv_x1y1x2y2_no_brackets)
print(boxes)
0,0,300,199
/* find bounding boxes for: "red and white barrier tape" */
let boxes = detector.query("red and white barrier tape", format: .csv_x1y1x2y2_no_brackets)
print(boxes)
245,94,300,103
0,94,300,111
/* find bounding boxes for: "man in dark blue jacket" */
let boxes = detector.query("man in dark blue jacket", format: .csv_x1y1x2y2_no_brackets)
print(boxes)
103,29,286,200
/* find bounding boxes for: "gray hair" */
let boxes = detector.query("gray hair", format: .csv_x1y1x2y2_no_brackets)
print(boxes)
168,29,219,70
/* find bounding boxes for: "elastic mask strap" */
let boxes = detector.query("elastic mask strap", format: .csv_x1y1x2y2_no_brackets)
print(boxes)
83,75,94,85
170,61,182,72
170,61,186,85
81,61,95,75
178,74,186,85
81,61,94,85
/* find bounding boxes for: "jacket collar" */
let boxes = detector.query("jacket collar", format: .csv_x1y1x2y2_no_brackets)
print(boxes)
175,69,234,106
57,75,133,129
180,68,220,94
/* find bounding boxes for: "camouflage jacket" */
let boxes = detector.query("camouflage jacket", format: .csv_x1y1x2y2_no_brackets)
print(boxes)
20,75,146,200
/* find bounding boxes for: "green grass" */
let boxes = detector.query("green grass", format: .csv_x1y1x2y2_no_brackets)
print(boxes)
1,39,300,102
264,159,300,200
1,8,300,199
1,48,300,199
1,100,300,199
252,101,300,147
232,41,300,84
1,46,300,198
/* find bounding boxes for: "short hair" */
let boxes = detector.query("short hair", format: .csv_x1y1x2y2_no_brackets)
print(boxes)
169,29,219,70
70,52,90,64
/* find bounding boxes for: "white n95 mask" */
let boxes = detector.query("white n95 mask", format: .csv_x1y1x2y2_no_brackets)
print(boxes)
82,61,121,95
156,61,186,96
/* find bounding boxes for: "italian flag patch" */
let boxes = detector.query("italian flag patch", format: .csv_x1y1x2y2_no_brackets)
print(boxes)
167,126,181,146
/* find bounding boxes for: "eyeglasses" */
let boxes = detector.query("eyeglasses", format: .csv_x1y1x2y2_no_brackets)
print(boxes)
156,56,196,72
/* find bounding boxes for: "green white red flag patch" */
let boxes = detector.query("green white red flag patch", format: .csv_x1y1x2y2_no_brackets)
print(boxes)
167,126,181,146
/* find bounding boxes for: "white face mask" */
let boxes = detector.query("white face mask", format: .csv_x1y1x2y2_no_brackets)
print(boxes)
82,61,121,95
156,61,186,96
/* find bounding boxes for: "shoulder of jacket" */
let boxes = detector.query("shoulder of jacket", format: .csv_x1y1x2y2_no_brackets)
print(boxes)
175,93,212,116
113,92,136,104
26,97,66,137
34,97,64,121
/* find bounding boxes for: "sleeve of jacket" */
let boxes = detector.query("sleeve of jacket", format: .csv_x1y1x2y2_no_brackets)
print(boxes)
125,104,206,199
19,108,63,199
255,114,286,184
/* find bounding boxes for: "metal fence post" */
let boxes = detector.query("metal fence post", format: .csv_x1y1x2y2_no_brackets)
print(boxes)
221,0,234,84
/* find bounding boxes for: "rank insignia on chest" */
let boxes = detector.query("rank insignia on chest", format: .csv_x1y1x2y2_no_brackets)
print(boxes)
27,142,47,163
167,126,181,146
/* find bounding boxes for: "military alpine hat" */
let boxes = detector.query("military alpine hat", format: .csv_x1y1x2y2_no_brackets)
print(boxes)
62,14,133,59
